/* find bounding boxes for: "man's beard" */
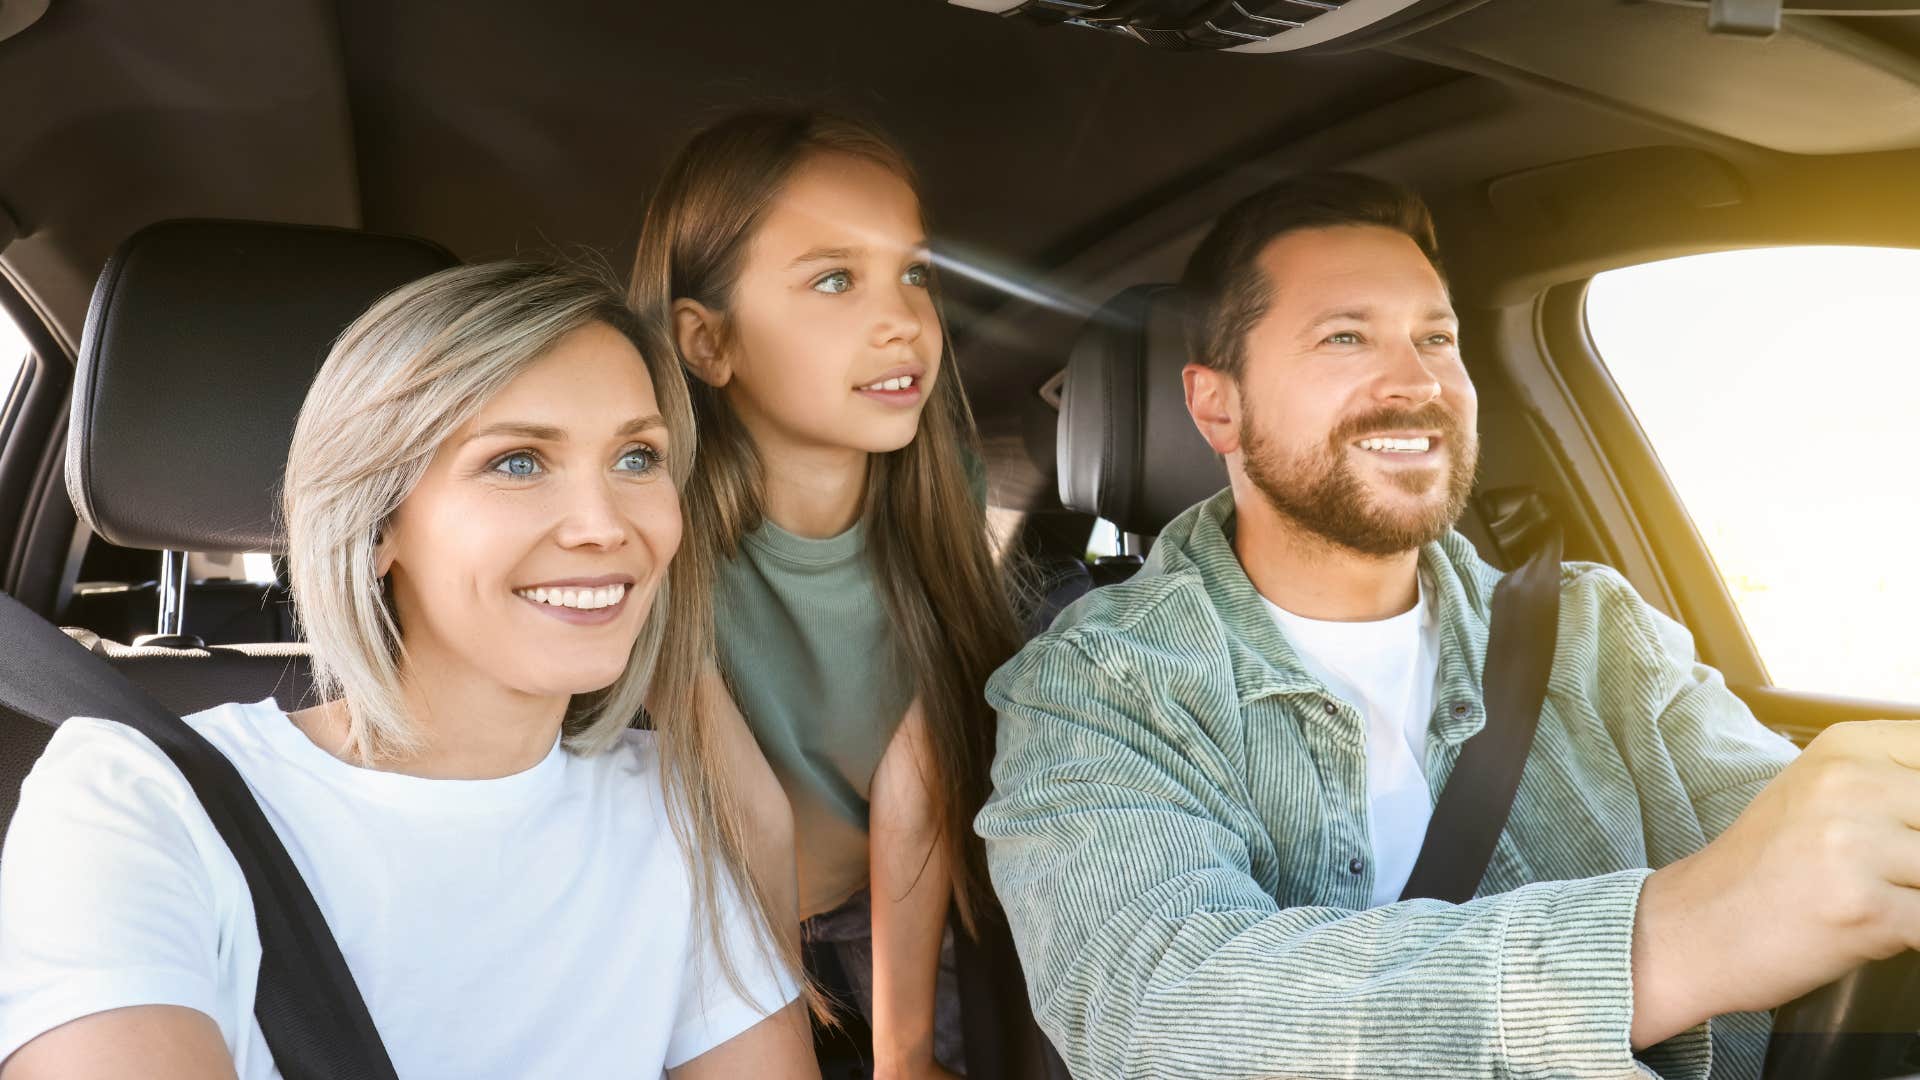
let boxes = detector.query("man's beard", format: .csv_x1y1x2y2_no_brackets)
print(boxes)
1241,399,1478,557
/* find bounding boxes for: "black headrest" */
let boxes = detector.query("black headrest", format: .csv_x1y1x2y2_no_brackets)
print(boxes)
68,220,458,553
1057,284,1227,536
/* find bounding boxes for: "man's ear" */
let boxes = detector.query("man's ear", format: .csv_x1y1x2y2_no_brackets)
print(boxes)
1183,362,1241,456
672,299,731,388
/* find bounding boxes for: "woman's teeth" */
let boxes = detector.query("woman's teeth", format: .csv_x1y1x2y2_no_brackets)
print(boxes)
1358,436,1433,453
515,584,627,610
860,375,916,392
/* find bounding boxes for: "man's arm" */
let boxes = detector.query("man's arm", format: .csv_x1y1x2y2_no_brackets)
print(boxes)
978,634,1676,1080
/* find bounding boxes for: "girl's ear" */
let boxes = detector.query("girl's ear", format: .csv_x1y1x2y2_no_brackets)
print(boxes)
672,299,732,388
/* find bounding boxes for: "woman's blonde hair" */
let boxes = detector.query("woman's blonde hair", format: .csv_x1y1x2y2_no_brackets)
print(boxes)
632,109,1025,935
282,260,793,997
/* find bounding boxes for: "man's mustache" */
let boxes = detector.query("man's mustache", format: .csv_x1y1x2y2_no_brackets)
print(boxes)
1331,403,1466,446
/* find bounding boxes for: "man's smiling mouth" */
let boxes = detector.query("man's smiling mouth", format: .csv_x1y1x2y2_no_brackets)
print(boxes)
1354,435,1436,454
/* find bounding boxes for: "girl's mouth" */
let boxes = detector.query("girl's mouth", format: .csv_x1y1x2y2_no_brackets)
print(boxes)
855,372,924,407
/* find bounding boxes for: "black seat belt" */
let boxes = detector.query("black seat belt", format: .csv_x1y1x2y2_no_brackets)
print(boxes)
0,591,398,1080
1398,524,1564,904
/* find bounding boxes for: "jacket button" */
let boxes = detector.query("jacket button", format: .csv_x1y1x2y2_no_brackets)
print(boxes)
1348,857,1365,875
1323,699,1339,716
1451,701,1472,720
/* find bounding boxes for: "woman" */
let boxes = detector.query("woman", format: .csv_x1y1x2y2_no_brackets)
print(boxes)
633,110,1026,1078
0,263,816,1079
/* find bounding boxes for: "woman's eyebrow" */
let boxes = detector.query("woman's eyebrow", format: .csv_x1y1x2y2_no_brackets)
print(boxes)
463,421,565,444
461,415,664,445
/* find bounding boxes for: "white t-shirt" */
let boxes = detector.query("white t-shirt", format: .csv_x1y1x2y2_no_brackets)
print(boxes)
0,699,797,1078
1263,574,1443,908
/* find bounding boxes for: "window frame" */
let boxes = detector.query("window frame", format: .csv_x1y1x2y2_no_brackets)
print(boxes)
0,263,78,616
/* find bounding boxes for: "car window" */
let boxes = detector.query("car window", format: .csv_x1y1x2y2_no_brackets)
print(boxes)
1585,247,1920,704
1088,518,1123,560
0,304,25,404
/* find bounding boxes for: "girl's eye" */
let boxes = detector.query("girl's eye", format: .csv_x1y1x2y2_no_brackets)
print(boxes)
615,446,662,474
1324,331,1362,346
812,270,853,295
491,451,542,477
901,263,931,288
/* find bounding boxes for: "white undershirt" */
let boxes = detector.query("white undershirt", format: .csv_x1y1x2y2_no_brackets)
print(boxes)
1263,574,1442,908
0,699,796,1078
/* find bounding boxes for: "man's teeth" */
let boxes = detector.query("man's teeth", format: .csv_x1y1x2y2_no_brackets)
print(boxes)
860,375,916,392
515,584,627,610
1358,436,1433,453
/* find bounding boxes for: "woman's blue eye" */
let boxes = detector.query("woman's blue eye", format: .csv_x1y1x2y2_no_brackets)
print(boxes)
812,270,853,295
902,263,931,288
616,446,661,474
492,451,541,477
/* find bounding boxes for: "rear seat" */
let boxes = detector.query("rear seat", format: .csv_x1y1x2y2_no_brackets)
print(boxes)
1,219,456,839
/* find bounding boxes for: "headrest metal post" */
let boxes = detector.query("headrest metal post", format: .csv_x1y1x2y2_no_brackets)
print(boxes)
157,549,188,638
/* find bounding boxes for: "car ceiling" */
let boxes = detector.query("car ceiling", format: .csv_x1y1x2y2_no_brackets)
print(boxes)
4,0,1919,508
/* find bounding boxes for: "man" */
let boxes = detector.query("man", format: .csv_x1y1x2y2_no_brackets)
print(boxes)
976,174,1920,1079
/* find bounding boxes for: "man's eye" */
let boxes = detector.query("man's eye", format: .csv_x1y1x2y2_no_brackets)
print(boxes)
1425,333,1457,347
491,451,542,477
812,270,853,295
616,446,662,474
1324,331,1362,346
902,263,931,288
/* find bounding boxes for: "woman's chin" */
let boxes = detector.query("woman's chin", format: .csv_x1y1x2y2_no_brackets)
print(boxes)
513,664,630,701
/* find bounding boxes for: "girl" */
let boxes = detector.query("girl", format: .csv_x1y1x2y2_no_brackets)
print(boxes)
633,111,1025,1079
0,263,815,1079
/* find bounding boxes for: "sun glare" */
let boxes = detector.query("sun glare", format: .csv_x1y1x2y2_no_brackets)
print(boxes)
1586,246,1920,705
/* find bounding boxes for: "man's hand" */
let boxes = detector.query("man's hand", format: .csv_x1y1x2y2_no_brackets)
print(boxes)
1633,719,1920,1047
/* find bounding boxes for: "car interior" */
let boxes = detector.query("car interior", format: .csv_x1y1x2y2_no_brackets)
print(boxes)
4,0,1920,1076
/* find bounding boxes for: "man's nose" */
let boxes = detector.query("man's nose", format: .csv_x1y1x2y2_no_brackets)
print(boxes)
1377,336,1443,406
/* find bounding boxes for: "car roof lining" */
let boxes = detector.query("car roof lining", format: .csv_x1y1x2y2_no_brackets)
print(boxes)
3,0,1919,508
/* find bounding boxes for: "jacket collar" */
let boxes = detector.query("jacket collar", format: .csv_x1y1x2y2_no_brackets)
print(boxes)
1148,488,1504,746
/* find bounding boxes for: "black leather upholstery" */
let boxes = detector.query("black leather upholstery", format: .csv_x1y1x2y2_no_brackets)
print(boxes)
1056,284,1226,536
67,219,457,553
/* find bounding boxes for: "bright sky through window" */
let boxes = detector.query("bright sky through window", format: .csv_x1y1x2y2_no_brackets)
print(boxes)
0,308,24,396
1587,247,1920,705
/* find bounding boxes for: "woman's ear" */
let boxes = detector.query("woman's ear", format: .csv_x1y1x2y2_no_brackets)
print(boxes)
373,525,397,579
672,299,731,388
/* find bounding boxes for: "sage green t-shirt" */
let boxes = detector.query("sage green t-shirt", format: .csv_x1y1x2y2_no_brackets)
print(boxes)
714,520,914,917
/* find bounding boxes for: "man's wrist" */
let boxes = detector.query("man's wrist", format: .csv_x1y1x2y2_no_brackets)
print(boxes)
1631,857,1716,1049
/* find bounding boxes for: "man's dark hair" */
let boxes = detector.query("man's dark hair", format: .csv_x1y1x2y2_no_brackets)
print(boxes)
1179,172,1442,380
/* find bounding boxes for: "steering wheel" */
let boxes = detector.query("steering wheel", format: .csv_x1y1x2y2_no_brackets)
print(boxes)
1763,952,1920,1078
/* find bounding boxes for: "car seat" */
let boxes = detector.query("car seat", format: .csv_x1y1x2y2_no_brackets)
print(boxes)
0,219,456,840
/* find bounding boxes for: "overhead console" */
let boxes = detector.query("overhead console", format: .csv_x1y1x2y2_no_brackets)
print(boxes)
944,0,1481,53
948,0,1920,52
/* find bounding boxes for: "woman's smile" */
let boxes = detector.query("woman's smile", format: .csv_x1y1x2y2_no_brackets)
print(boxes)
512,574,636,626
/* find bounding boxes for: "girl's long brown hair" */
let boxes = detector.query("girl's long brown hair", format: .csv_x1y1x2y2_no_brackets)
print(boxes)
631,108,1024,935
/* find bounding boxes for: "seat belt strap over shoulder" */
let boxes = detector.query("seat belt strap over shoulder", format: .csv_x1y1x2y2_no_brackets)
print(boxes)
1398,524,1564,905
0,592,398,1080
